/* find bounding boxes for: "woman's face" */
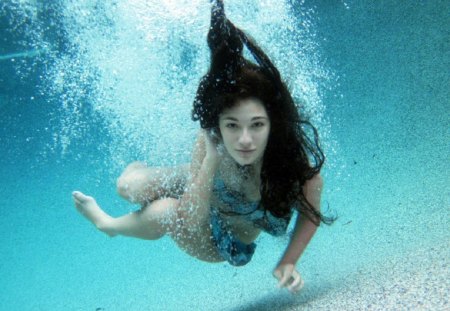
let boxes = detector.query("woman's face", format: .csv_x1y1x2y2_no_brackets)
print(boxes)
219,97,271,166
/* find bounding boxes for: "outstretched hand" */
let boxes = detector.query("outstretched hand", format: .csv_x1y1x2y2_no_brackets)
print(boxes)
273,263,304,294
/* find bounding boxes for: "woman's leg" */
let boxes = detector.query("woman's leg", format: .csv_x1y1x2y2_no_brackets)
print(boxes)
73,191,223,262
116,162,189,205
73,191,171,240
168,208,223,263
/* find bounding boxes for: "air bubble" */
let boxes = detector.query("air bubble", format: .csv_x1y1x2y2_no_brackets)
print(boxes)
3,0,338,177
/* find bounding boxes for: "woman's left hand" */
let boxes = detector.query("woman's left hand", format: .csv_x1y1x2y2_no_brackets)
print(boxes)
273,263,304,294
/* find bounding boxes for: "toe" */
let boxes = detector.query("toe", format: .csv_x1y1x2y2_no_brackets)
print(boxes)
72,191,88,202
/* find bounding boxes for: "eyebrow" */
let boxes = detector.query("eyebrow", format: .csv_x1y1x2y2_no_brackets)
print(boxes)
221,116,269,121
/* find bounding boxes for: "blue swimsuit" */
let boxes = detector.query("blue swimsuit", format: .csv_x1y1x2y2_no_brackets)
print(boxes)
211,178,293,266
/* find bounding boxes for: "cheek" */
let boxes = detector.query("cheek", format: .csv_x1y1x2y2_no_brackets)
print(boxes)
220,131,233,150
261,128,270,145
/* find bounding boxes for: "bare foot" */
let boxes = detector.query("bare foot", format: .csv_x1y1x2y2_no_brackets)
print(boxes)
72,191,116,237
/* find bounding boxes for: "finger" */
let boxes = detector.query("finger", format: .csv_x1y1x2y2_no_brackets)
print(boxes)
288,272,304,293
290,279,304,293
272,269,282,281
277,270,293,288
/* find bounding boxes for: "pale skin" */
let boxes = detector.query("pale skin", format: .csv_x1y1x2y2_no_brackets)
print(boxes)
73,98,323,293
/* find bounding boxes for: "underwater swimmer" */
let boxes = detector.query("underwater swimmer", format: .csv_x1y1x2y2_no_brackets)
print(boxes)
73,0,334,294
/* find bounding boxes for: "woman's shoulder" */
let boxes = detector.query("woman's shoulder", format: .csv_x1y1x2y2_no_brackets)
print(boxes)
300,173,323,210
303,174,323,191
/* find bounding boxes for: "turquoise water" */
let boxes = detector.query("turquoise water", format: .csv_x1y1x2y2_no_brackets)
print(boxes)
1,1,448,310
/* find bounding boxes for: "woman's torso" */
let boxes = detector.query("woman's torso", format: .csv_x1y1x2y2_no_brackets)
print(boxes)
211,156,291,243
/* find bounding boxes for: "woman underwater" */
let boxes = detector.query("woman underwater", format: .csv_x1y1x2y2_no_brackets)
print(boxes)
73,0,334,293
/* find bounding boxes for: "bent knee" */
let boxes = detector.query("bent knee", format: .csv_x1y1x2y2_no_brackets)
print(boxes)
116,173,145,201
116,176,131,198
116,178,133,200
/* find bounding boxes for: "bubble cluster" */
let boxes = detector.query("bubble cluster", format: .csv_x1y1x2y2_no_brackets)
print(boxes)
3,0,340,174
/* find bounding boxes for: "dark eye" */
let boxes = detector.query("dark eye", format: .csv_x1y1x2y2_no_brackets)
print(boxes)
252,122,265,128
226,123,238,129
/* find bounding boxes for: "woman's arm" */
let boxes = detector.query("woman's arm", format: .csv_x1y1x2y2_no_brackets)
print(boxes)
273,174,323,293
176,130,220,226
116,130,217,206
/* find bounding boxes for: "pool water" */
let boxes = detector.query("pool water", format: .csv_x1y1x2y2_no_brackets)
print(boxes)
1,1,448,310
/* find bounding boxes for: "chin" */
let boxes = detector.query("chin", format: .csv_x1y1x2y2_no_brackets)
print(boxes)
235,157,257,166
238,160,253,166
232,157,250,166
230,152,262,166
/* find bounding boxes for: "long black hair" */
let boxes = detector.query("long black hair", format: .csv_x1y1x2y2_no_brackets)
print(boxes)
192,0,334,225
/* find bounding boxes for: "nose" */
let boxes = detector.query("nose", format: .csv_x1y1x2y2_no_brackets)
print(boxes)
238,128,252,146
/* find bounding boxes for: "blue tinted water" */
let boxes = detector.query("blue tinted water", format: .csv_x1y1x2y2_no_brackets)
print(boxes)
1,1,448,310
